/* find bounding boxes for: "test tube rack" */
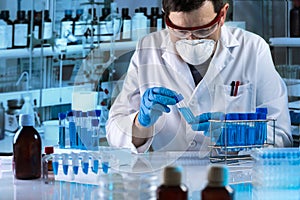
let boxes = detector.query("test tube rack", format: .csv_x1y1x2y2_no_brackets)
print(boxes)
52,151,119,185
251,148,300,200
208,118,276,164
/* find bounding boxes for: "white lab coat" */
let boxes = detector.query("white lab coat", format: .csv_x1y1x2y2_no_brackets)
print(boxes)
106,25,292,153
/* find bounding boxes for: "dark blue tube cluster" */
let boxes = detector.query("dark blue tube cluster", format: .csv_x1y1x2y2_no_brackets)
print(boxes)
58,109,101,150
213,108,268,148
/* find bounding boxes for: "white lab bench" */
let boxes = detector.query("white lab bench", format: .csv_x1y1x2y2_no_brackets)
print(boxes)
0,147,254,200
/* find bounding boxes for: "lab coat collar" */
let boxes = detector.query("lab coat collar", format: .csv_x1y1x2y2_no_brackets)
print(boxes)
203,25,240,84
160,26,241,91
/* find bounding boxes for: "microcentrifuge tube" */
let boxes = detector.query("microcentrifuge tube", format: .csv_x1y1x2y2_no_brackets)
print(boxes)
82,152,89,174
92,158,99,174
71,152,79,175
52,154,59,176
62,153,69,175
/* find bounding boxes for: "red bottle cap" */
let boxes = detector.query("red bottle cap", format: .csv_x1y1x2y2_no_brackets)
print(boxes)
44,146,54,154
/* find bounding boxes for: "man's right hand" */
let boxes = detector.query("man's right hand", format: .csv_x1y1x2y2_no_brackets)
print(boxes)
138,87,178,127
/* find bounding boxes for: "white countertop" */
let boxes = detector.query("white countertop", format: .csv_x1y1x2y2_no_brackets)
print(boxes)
0,150,254,200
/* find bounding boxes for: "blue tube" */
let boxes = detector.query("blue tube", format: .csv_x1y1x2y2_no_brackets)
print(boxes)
225,113,239,147
58,113,66,148
52,161,59,175
67,111,77,148
92,159,99,174
256,108,268,145
247,113,257,145
238,113,248,149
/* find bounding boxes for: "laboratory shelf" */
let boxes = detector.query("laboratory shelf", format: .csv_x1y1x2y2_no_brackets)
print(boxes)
269,37,300,47
0,85,90,108
0,41,137,59
289,100,300,110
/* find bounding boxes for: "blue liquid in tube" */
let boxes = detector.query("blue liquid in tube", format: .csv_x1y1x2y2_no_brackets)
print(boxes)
175,94,196,123
178,107,196,123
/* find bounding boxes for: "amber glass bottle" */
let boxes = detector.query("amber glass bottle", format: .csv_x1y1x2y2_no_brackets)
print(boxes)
290,0,300,37
156,166,188,200
201,165,234,200
13,114,41,179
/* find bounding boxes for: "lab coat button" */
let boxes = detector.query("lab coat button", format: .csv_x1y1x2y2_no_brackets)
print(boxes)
190,140,197,147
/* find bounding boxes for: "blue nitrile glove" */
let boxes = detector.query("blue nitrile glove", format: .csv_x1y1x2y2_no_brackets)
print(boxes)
138,87,178,127
190,112,225,136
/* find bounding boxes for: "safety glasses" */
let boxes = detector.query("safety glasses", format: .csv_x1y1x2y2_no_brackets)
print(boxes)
166,11,222,39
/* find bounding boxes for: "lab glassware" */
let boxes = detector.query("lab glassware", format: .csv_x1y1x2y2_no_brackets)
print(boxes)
175,93,196,123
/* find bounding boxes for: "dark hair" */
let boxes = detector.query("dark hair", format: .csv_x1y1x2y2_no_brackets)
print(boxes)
162,0,224,17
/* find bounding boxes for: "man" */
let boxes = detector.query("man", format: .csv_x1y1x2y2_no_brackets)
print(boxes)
106,0,292,153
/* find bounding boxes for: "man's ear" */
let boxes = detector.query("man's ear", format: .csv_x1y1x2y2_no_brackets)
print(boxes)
220,3,229,26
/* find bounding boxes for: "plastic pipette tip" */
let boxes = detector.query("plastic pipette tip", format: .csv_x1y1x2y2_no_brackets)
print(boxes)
102,162,109,174
82,163,89,174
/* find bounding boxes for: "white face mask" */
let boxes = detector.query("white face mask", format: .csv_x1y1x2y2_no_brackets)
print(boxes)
175,39,216,65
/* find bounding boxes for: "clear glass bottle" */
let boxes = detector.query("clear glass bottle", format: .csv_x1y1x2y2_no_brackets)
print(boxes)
13,10,28,48
1,10,13,48
201,165,234,200
156,166,188,200
131,10,147,41
13,114,41,179
42,146,54,184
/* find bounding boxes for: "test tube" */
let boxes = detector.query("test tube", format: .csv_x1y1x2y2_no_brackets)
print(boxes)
74,110,82,148
67,111,77,149
238,113,248,149
256,108,268,145
80,112,89,150
175,93,196,123
91,119,99,150
247,113,257,145
87,110,97,122
225,113,239,148
58,112,66,148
